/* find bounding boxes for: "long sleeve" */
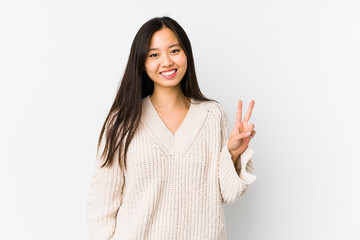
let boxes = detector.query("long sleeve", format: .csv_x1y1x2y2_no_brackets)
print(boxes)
86,131,125,240
217,104,257,203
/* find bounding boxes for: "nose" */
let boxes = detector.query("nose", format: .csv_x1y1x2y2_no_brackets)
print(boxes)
161,53,173,67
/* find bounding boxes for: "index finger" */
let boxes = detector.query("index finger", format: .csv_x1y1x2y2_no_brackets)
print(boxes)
243,100,255,123
235,100,242,126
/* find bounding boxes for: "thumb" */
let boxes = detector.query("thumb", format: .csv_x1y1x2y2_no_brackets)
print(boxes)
234,131,252,141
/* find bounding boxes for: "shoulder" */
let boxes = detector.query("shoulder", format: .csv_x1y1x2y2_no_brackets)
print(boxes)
197,99,226,122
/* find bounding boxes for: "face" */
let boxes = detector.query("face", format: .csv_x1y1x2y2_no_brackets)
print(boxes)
144,27,187,89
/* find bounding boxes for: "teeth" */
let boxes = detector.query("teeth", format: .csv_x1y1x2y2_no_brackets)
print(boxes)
161,69,176,76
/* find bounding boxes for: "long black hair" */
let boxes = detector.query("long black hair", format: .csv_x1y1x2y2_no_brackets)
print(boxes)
97,16,214,170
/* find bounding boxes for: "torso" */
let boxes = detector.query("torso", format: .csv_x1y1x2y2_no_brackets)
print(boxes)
156,108,189,135
149,96,191,135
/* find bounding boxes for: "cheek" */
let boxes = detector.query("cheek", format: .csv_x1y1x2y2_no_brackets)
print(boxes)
178,54,188,70
144,61,158,74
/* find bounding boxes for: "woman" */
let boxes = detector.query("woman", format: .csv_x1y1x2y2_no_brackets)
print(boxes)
87,16,257,240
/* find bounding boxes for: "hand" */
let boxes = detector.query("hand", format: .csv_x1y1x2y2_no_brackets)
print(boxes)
227,100,256,164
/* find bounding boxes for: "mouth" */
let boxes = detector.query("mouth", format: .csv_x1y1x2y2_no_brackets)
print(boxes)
160,68,178,79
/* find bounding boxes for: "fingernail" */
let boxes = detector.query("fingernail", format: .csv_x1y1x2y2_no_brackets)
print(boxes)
246,131,251,136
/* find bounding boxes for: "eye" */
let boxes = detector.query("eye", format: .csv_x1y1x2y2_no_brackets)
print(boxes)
171,49,180,54
149,53,158,58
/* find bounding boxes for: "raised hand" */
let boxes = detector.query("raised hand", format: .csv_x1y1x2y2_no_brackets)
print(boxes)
227,100,256,165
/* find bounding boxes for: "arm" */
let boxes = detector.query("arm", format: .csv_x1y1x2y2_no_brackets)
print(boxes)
218,105,257,203
86,130,125,240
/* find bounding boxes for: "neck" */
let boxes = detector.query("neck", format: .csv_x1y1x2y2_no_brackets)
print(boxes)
150,86,189,110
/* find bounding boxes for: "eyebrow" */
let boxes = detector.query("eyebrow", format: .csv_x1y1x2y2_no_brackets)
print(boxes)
148,44,181,52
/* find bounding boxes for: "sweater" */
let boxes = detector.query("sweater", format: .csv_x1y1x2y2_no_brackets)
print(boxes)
86,95,257,240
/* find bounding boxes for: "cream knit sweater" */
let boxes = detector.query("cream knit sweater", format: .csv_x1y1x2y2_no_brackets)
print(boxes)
86,95,257,240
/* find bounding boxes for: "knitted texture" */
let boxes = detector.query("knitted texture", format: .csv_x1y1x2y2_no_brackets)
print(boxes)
86,95,257,240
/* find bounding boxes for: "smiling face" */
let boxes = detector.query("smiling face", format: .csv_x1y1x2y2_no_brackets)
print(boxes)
144,27,188,90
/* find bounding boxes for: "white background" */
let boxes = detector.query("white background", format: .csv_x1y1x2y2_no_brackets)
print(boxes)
1,0,359,239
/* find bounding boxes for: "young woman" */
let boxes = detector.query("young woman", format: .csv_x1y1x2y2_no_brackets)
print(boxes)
87,16,257,240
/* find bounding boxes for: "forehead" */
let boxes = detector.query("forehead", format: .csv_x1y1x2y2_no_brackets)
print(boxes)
149,27,179,48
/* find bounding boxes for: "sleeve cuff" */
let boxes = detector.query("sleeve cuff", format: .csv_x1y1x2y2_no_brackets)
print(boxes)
235,146,257,184
220,141,257,184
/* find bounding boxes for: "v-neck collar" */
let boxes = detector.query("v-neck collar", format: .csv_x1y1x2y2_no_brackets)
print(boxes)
140,95,209,157
148,95,193,136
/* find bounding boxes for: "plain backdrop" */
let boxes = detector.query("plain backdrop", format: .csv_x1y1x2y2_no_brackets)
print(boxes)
1,0,359,239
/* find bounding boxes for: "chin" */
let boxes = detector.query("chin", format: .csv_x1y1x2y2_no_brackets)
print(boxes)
155,79,182,88
153,74,185,87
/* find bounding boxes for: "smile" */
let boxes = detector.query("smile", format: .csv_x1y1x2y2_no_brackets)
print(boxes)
160,69,177,79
